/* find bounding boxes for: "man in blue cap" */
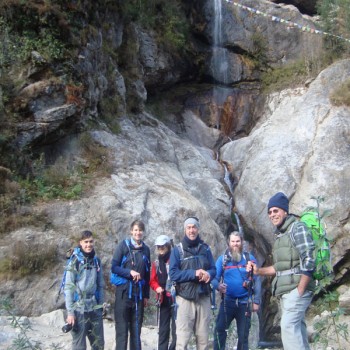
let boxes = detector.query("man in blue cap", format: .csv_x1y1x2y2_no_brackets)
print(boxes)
247,192,315,350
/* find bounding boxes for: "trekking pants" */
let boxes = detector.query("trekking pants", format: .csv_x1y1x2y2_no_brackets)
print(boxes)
158,294,176,350
114,284,144,350
280,287,313,350
175,295,211,350
213,297,251,350
71,310,104,350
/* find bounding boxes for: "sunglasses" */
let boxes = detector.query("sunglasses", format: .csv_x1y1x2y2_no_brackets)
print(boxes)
268,209,280,215
157,245,167,249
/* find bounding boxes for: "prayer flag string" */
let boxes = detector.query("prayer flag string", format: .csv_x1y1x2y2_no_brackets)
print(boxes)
224,0,350,44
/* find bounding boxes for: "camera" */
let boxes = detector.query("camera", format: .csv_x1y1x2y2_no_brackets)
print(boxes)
62,323,73,333
243,280,252,289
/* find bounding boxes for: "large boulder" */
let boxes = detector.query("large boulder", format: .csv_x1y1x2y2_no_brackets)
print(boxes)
221,59,350,275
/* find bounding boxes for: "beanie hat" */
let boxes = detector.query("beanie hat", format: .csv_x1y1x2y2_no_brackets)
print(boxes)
184,217,200,230
267,192,289,213
154,235,171,246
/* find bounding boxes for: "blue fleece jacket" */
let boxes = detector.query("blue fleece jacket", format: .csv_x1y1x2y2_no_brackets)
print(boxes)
211,252,261,304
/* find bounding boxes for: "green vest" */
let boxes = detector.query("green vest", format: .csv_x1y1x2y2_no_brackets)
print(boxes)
271,217,315,296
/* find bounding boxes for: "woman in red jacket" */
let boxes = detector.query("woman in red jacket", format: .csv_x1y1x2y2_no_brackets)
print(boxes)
150,235,176,350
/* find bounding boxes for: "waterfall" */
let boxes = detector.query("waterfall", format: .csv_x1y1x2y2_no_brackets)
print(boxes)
223,163,234,195
234,212,244,236
211,0,231,131
211,0,229,85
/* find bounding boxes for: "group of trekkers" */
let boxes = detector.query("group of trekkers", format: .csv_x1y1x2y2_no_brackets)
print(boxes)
63,192,316,350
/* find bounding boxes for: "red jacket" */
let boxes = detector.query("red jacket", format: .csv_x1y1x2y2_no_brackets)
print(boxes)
150,259,171,303
150,260,162,292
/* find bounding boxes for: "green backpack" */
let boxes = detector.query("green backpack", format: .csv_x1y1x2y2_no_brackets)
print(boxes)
300,210,333,281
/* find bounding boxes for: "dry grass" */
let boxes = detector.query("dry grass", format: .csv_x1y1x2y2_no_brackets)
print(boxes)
330,78,350,106
0,241,58,280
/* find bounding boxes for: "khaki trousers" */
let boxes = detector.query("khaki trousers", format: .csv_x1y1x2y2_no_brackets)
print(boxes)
175,295,211,350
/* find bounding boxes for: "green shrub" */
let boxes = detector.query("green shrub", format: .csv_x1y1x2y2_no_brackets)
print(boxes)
317,0,350,57
311,291,349,349
261,58,322,93
0,15,66,67
0,298,62,349
0,241,58,279
19,164,85,202
120,0,189,51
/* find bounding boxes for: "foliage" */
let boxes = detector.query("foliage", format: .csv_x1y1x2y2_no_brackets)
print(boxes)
316,0,350,57
330,78,350,106
17,139,110,203
0,166,48,237
312,291,349,349
0,242,58,279
0,5,68,67
19,154,85,202
120,0,189,51
251,31,269,69
261,59,316,92
0,298,62,350
305,196,348,348
158,2,189,51
261,1,350,93
0,135,112,236
99,96,122,134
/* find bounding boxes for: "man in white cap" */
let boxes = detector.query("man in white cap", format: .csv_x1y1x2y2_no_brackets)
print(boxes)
150,235,176,350
169,217,216,350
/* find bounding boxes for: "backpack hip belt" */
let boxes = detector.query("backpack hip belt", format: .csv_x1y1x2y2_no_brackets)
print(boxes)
276,267,301,277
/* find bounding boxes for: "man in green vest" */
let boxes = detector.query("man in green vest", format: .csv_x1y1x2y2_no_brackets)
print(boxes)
247,192,315,350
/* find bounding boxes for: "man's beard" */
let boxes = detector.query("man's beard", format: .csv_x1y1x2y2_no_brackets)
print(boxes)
230,248,242,262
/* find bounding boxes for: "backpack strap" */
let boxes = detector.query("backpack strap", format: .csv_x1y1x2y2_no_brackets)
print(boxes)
177,243,184,260
57,247,87,302
123,239,134,266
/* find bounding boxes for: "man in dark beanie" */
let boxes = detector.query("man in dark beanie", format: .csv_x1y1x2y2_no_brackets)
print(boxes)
169,217,216,350
247,192,315,350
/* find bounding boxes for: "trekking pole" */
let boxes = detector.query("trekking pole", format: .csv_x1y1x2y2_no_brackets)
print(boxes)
210,283,219,349
240,269,254,350
217,281,227,350
134,279,143,350
210,283,217,311
134,294,140,350
156,293,161,350
221,281,228,334
244,268,253,317
170,283,178,321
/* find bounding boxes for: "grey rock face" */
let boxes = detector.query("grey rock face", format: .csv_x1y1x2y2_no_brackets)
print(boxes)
0,112,230,316
221,59,350,270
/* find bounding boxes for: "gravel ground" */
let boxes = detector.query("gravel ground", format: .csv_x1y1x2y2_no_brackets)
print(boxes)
0,310,159,350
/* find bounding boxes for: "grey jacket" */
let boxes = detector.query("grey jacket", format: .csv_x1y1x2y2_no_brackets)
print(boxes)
64,249,104,316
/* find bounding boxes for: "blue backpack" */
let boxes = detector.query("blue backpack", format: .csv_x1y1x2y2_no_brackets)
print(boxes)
110,239,150,286
57,247,100,302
